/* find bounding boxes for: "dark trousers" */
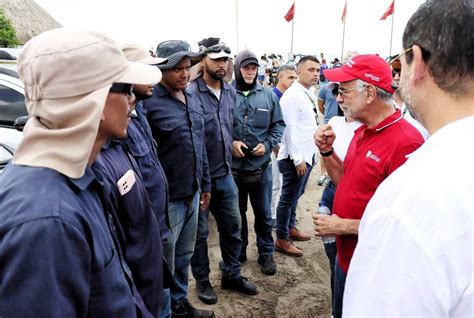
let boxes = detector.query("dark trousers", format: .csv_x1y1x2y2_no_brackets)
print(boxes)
333,257,347,318
191,174,243,281
235,165,274,257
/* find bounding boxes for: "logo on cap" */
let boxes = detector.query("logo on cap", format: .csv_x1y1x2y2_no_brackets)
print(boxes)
364,73,380,82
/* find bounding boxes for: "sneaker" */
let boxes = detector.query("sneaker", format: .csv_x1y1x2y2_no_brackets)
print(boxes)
196,280,217,305
221,275,259,295
172,299,215,318
317,174,327,186
289,227,311,241
275,238,303,257
257,254,277,275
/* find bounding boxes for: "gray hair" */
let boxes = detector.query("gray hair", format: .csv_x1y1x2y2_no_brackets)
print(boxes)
356,79,393,102
276,64,297,77
275,64,297,85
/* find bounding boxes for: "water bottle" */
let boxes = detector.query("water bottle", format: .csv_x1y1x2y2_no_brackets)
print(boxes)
317,206,336,244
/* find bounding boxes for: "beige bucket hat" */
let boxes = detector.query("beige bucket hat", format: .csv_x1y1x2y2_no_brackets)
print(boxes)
14,28,162,178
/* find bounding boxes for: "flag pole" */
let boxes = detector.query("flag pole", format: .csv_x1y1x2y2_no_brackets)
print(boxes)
290,13,294,54
290,1,295,54
341,0,347,60
389,0,395,56
235,0,239,52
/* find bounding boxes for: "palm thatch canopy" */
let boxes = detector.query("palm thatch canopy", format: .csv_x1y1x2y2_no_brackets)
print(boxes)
0,0,61,44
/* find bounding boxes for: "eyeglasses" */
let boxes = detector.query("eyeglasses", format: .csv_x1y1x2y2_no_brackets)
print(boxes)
110,83,133,96
337,86,361,97
389,47,413,65
205,44,231,54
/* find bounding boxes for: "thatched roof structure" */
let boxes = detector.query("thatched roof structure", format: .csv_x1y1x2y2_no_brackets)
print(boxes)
0,0,61,44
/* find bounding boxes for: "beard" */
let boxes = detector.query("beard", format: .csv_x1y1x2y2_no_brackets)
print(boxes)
398,76,422,123
133,90,153,102
206,65,226,81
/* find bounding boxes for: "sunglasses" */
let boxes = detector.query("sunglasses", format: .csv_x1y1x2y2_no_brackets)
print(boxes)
205,44,231,54
109,83,133,96
389,47,413,65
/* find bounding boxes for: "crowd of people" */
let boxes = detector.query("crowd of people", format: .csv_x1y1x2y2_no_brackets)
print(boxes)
0,1,472,317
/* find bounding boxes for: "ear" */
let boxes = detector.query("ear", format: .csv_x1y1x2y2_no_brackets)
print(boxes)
409,45,429,87
365,85,377,103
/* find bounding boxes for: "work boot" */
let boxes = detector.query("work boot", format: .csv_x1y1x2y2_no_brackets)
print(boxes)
221,275,259,295
275,238,303,257
257,254,277,275
196,280,217,305
238,251,247,263
172,299,215,318
289,227,311,241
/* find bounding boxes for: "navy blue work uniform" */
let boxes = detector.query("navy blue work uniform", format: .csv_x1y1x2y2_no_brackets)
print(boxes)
144,83,211,200
144,83,210,314
0,165,137,317
94,140,164,318
125,102,170,239
188,77,243,282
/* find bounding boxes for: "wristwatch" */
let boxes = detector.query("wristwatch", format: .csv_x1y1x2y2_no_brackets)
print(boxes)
320,148,334,157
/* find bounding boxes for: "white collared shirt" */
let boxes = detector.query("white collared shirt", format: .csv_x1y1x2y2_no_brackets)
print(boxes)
277,81,318,165
343,116,474,317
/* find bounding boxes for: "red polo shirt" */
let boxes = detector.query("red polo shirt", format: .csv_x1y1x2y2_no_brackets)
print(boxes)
333,109,424,273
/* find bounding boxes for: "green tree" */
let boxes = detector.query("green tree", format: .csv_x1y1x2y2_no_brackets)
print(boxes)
0,9,20,47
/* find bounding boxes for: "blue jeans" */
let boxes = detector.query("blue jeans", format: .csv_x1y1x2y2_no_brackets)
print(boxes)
276,158,313,239
234,165,274,257
320,180,336,210
191,174,242,281
319,179,337,311
333,257,346,318
160,192,199,318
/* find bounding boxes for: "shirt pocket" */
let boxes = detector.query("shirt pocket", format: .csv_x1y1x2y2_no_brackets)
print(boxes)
254,108,270,128
157,117,182,143
159,117,180,132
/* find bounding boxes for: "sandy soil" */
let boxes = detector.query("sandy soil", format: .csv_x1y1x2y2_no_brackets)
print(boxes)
188,170,332,317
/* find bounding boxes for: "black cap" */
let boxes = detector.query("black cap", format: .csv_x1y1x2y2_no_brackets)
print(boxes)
155,40,202,70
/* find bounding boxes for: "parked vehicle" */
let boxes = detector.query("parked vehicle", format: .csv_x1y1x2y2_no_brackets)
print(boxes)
0,125,23,172
0,67,27,127
0,67,26,172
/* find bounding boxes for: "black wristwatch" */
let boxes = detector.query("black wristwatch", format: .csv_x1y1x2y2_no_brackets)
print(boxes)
320,148,334,157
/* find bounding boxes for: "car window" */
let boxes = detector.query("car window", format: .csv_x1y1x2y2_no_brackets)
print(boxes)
0,84,24,105
0,146,13,167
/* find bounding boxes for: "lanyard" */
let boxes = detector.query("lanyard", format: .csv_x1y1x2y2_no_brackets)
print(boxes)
303,90,320,125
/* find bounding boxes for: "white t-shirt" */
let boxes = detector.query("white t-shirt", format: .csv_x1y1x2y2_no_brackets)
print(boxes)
206,85,220,101
327,116,361,161
343,116,474,317
277,81,318,166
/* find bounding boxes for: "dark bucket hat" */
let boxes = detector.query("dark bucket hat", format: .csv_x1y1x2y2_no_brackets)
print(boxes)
155,40,203,70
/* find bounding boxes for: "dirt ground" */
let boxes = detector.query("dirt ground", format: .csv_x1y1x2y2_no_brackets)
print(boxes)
188,169,332,317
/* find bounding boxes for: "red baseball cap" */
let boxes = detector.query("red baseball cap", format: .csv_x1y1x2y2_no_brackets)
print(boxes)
324,54,395,93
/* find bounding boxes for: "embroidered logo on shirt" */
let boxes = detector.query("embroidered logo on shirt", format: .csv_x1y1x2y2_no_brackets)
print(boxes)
366,150,381,162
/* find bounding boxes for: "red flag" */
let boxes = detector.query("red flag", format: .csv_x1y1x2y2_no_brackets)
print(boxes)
380,1,394,20
341,0,347,23
284,2,295,22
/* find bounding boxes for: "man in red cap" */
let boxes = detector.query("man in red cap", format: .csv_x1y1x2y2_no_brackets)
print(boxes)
312,54,424,318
